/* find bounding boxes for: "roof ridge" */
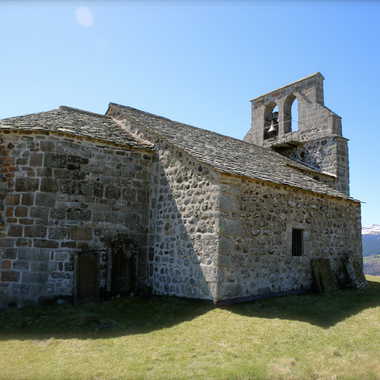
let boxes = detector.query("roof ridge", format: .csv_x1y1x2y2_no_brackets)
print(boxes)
59,105,110,119
108,102,353,201
108,102,324,173
108,103,175,123
0,108,60,122
109,103,275,152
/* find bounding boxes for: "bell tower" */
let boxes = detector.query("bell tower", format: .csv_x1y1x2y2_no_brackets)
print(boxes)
244,73,350,195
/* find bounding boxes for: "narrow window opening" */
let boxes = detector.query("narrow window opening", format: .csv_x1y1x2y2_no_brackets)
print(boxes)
292,228,303,256
291,98,299,131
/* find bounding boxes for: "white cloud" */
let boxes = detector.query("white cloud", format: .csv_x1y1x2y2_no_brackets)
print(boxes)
75,6,94,28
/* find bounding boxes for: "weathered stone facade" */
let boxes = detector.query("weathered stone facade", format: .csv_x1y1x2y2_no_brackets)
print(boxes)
217,175,362,301
148,143,220,301
0,73,365,307
0,128,153,307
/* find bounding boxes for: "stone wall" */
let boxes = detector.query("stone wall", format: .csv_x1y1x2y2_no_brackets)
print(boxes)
0,131,153,307
283,136,349,195
148,142,220,301
217,174,362,301
108,115,222,301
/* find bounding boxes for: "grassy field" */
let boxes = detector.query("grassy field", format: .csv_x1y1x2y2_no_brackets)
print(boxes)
1,276,380,380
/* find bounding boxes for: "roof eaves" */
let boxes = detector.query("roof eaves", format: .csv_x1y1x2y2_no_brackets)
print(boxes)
0,126,154,151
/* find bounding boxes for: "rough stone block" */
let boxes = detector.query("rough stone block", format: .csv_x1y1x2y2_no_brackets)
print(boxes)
40,141,55,152
44,153,67,168
8,225,23,237
1,260,12,270
33,239,59,249
31,262,48,272
48,227,68,240
19,218,34,225
70,227,92,241
94,183,103,198
0,239,14,248
3,248,17,259
50,208,65,220
22,272,48,284
5,194,20,206
15,207,28,218
35,192,56,208
36,168,53,177
61,241,76,248
40,178,58,192
66,208,91,221
15,178,39,192
1,271,20,282
16,238,32,247
30,153,43,167
21,193,34,206
54,252,69,261
105,185,121,199
24,225,47,238
12,284,30,297
30,207,49,223
13,261,29,271
50,272,71,280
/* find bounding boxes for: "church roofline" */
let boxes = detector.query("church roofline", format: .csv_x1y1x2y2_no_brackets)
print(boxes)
250,72,325,102
59,105,110,119
0,105,153,150
107,102,358,202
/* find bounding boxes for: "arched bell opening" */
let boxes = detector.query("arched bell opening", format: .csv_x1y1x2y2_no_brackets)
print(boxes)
263,103,279,140
284,94,299,133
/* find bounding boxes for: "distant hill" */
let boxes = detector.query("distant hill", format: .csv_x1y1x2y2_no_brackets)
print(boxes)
362,224,380,257
363,255,380,276
362,225,380,275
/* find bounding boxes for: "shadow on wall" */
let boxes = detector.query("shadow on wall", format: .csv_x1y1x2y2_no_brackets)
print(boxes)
149,149,218,301
0,280,379,340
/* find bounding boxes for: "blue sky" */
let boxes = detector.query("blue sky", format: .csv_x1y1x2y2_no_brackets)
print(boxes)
0,1,379,226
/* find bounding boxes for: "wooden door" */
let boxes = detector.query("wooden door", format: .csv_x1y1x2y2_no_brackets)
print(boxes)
77,254,98,301
111,251,133,295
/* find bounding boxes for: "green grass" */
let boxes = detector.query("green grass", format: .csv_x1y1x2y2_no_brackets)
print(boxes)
1,276,380,380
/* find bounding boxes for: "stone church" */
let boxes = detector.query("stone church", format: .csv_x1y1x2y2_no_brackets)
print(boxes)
0,73,365,307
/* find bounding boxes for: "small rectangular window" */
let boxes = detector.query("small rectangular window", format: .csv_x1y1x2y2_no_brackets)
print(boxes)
292,229,303,256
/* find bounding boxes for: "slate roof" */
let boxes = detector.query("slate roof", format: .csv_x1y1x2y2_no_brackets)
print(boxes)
0,106,152,149
107,103,356,201
0,103,357,201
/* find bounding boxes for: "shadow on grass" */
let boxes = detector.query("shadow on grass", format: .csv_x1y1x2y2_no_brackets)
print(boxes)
224,280,380,329
1,280,380,340
0,295,214,341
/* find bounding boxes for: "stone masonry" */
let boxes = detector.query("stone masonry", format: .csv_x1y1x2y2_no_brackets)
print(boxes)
0,73,366,307
217,175,362,301
0,127,153,307
244,73,350,195
149,143,220,300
